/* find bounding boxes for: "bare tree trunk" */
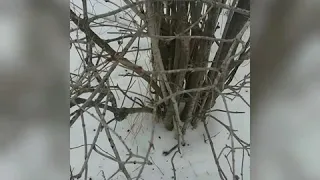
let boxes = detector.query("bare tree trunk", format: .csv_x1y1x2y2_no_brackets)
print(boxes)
192,0,250,128
146,0,250,132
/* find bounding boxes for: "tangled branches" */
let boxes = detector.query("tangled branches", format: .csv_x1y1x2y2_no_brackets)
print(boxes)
70,0,250,179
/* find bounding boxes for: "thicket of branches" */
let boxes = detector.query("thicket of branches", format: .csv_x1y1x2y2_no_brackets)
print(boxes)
144,0,250,133
70,0,250,179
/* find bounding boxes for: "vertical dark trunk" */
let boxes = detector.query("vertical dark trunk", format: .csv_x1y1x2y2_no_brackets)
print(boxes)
192,0,250,127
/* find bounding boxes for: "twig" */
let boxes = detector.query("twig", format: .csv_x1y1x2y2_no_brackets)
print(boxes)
241,146,245,180
209,109,245,114
209,115,249,147
135,107,157,179
94,107,133,180
162,144,179,156
143,67,219,75
225,86,250,107
202,118,227,180
143,34,235,42
155,84,223,106
219,91,236,179
72,123,104,179
224,154,234,177
150,157,165,176
88,2,143,22
170,151,179,180
80,113,89,180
